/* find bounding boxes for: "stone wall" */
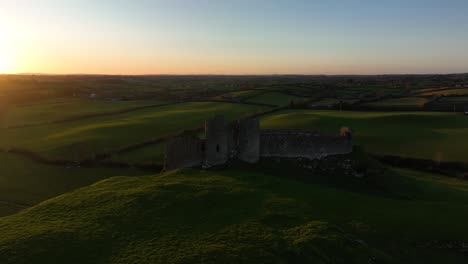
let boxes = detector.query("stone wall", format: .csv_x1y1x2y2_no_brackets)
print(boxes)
237,118,260,163
204,115,228,167
260,130,352,160
165,135,203,170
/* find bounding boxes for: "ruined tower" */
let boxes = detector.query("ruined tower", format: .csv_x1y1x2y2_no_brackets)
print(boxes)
237,118,260,163
204,115,228,167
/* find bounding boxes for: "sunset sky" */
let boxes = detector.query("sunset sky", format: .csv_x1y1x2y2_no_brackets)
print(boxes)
1,0,468,75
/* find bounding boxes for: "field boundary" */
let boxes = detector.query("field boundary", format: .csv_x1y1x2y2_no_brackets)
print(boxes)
373,154,468,178
3,147,163,171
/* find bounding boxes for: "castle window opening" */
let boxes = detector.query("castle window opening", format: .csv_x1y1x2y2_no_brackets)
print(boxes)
216,144,220,152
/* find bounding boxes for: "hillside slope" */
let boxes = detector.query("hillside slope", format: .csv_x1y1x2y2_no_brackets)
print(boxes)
1,157,468,263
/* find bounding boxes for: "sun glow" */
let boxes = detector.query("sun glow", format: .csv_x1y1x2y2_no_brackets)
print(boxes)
0,22,17,74
0,35,16,73
0,52,13,73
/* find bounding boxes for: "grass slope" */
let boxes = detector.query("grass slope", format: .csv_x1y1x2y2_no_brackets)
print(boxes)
0,102,269,160
1,153,468,263
0,152,148,217
260,110,468,163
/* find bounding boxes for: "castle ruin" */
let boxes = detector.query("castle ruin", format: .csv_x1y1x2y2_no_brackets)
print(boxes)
165,115,352,170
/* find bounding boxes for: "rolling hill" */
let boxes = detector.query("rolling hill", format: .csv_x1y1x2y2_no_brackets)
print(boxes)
1,151,468,263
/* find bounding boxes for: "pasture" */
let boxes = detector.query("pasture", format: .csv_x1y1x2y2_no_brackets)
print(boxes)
260,110,468,163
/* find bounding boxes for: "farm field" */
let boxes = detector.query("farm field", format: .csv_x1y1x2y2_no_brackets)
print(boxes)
1,98,165,127
310,98,360,107
246,91,306,106
362,97,429,108
260,110,468,162
421,88,468,96
0,152,147,217
0,102,270,160
1,160,468,263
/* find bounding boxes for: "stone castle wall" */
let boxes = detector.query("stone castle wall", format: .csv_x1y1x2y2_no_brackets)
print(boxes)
260,130,352,160
165,135,203,170
237,118,260,163
164,116,353,170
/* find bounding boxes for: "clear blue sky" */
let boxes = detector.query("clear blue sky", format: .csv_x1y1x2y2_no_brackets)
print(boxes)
1,0,468,74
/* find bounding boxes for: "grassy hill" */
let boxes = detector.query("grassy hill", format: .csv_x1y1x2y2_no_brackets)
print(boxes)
1,151,468,263
260,110,468,163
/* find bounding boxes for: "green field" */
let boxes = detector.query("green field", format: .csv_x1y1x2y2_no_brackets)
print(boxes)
1,155,468,263
310,98,341,106
260,110,468,162
0,152,147,217
246,92,306,106
362,97,428,108
2,98,165,127
0,102,269,160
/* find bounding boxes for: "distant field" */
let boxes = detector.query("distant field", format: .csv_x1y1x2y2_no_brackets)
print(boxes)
422,88,468,96
260,110,468,162
310,98,359,107
0,102,269,160
214,90,265,100
246,92,306,106
0,152,146,217
362,97,428,108
310,98,340,106
337,87,408,98
2,98,165,127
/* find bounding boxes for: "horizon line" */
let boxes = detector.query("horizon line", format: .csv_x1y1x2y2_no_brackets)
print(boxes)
2,72,468,77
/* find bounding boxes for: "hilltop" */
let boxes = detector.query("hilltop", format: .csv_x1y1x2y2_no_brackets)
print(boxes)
1,151,468,263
